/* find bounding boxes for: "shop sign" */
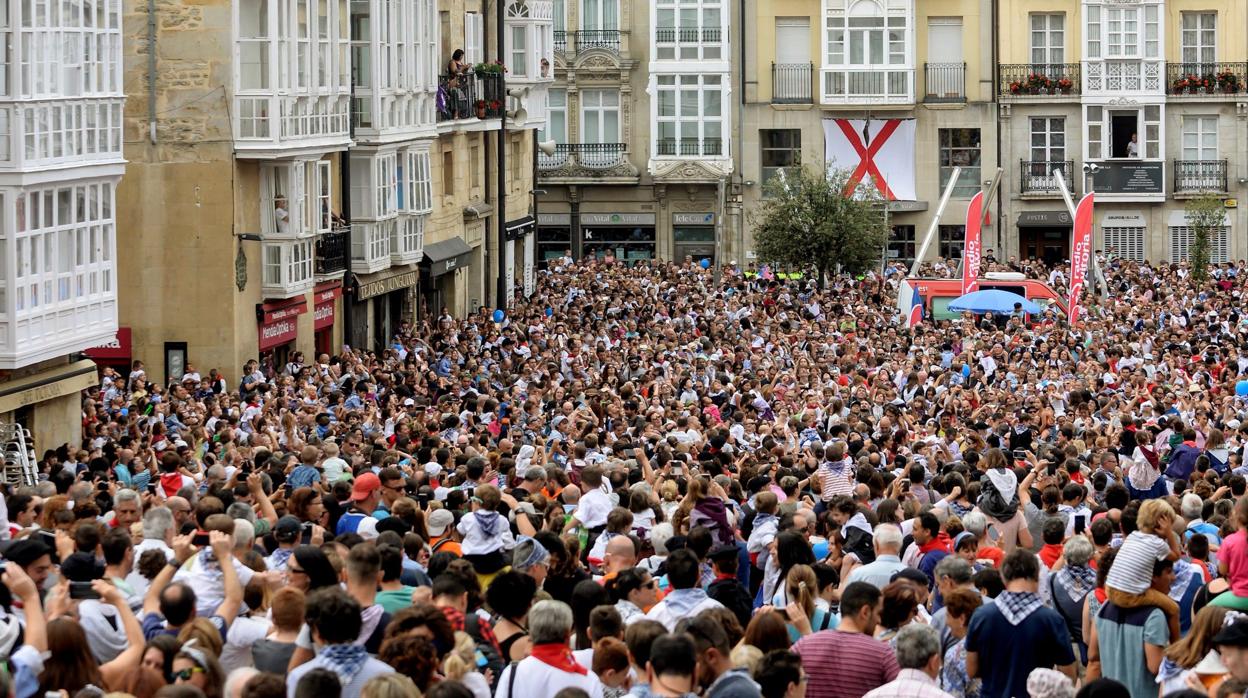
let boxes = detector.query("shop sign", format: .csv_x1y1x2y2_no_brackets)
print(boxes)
84,327,132,361
1091,162,1164,194
356,270,420,300
0,360,99,413
314,284,340,331
673,212,715,225
258,318,298,350
580,212,656,225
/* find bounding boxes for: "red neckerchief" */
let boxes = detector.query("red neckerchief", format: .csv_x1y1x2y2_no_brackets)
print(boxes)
919,531,952,556
713,572,736,582
530,643,588,675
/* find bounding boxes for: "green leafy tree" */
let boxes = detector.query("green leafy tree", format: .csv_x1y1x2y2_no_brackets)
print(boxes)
750,166,890,286
1184,192,1224,282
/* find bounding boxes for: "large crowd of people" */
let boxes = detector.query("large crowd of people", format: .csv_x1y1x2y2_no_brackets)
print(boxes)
4,251,1248,698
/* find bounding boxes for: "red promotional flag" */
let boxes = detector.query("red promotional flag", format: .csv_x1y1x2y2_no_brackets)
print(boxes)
1067,193,1095,325
961,192,984,295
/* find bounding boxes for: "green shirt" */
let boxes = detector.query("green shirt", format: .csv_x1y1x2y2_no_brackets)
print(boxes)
376,587,418,614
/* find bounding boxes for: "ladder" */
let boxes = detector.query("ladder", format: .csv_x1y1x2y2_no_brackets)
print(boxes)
0,423,37,488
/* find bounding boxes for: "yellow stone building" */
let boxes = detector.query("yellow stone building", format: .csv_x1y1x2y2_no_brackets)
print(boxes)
115,0,550,385
998,0,1248,263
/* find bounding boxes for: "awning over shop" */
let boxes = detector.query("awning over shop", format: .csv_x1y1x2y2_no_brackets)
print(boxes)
423,237,475,277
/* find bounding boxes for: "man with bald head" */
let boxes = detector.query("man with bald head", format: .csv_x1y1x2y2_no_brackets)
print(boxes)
166,496,193,534
599,536,638,584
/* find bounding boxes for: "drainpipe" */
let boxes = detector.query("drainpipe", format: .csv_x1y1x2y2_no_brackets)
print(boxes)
148,0,157,143
736,0,746,262
992,0,1002,254
496,0,508,310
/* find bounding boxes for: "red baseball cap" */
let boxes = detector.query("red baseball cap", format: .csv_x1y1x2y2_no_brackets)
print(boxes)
351,473,381,501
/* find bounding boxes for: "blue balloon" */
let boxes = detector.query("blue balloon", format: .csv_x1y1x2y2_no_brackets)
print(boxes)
545,307,554,317
700,258,711,269
492,309,505,323
1236,381,1248,397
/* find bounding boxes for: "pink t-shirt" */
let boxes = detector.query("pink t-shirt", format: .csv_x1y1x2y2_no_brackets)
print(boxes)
1222,530,1248,597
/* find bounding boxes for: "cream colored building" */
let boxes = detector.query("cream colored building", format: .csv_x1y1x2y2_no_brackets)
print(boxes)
114,0,548,385
998,0,1248,264
535,0,736,266
741,0,998,270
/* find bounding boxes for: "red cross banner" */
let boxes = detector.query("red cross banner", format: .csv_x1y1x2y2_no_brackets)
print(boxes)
824,118,917,201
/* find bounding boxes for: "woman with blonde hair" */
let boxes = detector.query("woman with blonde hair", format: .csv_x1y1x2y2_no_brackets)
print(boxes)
1157,605,1230,695
361,673,423,698
440,631,492,698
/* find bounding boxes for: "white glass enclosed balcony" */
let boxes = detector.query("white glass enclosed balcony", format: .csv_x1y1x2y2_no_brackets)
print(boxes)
349,0,440,142
234,0,354,157
0,180,120,368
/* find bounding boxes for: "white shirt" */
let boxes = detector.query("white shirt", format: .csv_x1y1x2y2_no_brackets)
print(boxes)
173,550,256,618
457,511,515,555
221,615,271,673
495,655,605,698
574,489,612,529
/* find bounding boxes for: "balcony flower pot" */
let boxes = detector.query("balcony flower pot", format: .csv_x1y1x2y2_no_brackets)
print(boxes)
475,100,487,119
1218,71,1240,93
1056,78,1073,94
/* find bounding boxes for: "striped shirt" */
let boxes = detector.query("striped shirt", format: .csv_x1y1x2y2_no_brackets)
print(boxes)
864,669,954,698
793,630,899,698
818,460,855,500
1105,531,1170,595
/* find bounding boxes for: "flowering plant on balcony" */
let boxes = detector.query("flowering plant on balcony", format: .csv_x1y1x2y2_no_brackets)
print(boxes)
1056,77,1073,94
1174,73,1213,93
474,60,507,74
1217,70,1241,93
1024,73,1053,93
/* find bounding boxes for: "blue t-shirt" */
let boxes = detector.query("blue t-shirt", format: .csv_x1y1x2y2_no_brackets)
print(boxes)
286,464,322,489
965,601,1074,698
1094,602,1168,698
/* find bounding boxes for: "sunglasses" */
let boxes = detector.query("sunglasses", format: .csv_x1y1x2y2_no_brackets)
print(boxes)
174,667,205,681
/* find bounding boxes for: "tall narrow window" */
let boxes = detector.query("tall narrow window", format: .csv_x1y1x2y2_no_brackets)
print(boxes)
1029,117,1065,164
1029,13,1064,66
1180,12,1215,70
510,25,528,76
542,88,566,143
239,0,271,90
938,128,980,198
1181,115,1217,161
465,13,484,64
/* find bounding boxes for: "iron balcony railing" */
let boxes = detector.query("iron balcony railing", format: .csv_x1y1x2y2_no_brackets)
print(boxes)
437,71,505,122
1166,62,1248,95
655,27,722,43
656,138,722,157
576,30,621,54
1173,160,1229,193
554,30,567,54
998,63,1080,96
538,143,628,172
1020,160,1074,195
924,62,966,102
315,227,349,275
772,63,813,104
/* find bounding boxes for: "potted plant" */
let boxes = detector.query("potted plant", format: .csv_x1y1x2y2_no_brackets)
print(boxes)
1024,73,1052,94
1217,70,1240,93
475,99,487,118
1056,77,1073,94
473,60,508,74
488,99,502,115
1009,80,1023,95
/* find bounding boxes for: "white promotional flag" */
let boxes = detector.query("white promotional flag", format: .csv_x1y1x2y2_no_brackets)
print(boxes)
824,118,917,201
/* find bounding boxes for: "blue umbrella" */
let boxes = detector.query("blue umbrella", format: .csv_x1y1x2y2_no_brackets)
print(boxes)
947,289,1041,315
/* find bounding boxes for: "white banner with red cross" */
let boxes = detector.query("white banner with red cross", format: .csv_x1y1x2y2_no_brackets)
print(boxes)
823,118,917,201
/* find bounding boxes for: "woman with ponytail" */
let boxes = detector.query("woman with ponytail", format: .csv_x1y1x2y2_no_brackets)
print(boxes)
777,564,837,641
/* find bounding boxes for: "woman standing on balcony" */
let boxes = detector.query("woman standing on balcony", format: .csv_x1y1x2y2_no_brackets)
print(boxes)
447,49,468,118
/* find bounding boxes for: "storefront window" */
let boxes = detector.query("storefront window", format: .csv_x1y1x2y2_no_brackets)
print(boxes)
584,226,655,265
537,226,571,266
